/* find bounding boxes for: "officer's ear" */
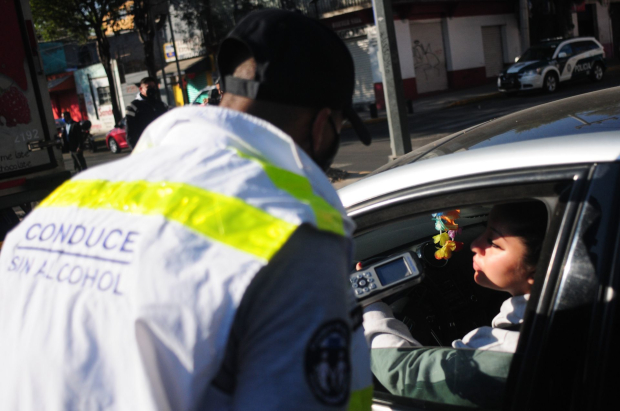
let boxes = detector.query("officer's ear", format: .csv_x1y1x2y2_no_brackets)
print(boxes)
310,108,333,156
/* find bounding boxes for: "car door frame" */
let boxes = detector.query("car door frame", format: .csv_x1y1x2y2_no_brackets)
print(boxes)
585,163,620,409
505,162,620,410
348,164,598,411
555,42,574,81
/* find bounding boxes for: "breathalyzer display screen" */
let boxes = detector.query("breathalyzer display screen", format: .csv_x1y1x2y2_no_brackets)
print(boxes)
375,258,409,286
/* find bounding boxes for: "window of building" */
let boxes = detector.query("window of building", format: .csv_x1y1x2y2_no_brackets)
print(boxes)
97,86,111,106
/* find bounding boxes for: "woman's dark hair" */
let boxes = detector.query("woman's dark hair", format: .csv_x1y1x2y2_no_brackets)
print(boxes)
492,201,548,269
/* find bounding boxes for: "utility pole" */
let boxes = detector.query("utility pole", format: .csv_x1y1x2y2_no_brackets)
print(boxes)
371,0,411,159
309,0,319,18
167,12,188,105
519,0,530,52
152,14,171,105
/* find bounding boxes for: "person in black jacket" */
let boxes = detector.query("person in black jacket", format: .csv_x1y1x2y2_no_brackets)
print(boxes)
62,111,87,172
125,77,168,149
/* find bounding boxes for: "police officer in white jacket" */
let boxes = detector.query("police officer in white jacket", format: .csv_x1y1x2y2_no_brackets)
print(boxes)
0,10,373,411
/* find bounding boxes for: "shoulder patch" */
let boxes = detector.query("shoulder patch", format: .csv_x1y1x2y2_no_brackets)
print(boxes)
305,319,351,406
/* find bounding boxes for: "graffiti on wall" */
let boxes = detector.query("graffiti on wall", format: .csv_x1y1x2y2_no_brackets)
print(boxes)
412,40,442,80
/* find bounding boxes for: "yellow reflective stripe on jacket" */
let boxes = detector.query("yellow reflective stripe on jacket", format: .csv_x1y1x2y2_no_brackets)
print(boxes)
348,385,373,411
39,179,297,262
236,151,345,236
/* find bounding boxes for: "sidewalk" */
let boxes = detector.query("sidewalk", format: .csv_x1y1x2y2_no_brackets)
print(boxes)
354,82,500,125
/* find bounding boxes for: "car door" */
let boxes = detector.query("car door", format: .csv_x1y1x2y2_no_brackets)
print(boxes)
505,162,620,411
570,41,596,80
347,163,613,410
556,43,574,81
585,165,620,409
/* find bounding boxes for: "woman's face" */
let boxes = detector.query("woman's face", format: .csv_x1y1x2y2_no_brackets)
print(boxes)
470,209,534,296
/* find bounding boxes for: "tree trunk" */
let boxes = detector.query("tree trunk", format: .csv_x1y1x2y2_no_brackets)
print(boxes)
143,35,158,80
94,29,122,125
134,1,165,85
202,0,216,49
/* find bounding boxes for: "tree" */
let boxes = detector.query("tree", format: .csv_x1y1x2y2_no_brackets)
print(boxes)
131,0,169,80
31,0,126,124
170,0,224,53
170,0,278,54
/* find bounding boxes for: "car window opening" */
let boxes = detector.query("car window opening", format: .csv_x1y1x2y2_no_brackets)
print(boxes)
357,200,550,409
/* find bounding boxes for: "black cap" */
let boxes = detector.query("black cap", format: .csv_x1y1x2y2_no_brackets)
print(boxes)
217,9,371,146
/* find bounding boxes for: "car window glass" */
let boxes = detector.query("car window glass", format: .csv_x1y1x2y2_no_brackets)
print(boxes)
367,87,619,175
518,43,557,61
573,41,591,54
559,44,573,56
587,41,600,51
357,200,552,410
368,87,619,176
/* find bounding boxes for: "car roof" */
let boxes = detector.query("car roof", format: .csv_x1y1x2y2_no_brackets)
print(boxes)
560,36,599,44
532,41,562,48
339,134,620,209
368,87,620,176
197,85,217,93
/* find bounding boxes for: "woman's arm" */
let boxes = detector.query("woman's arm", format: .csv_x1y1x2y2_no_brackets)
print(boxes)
363,302,422,348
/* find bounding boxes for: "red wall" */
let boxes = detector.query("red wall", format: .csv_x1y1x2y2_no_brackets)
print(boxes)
447,67,488,89
395,2,515,21
323,1,515,30
602,43,614,59
50,90,83,121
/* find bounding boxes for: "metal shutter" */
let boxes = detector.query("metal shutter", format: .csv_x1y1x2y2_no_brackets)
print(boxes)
410,21,448,93
482,26,504,77
345,37,375,104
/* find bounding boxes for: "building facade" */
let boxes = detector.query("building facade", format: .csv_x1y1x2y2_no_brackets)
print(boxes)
298,0,618,109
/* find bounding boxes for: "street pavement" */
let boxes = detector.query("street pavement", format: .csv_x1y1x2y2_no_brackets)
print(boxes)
332,61,620,189
62,143,129,173
65,63,620,190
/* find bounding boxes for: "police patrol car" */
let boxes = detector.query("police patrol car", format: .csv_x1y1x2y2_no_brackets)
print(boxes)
498,37,605,93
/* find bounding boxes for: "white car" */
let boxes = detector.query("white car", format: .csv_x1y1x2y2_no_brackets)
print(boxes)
498,37,605,93
339,87,620,410
190,85,218,105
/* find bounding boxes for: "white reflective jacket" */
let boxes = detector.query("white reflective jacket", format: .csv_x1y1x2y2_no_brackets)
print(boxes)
0,107,371,410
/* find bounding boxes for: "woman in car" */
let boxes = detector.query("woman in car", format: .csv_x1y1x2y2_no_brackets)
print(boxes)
363,201,547,405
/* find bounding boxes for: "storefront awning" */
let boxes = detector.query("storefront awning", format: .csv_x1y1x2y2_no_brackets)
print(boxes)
157,56,212,78
48,74,76,92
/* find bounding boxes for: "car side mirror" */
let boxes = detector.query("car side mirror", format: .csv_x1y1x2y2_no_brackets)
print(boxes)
558,52,567,59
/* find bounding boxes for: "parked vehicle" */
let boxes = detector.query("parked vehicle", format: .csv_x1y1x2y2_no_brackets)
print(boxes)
0,0,70,240
105,117,129,154
191,85,217,105
498,37,605,94
54,118,66,132
339,87,620,410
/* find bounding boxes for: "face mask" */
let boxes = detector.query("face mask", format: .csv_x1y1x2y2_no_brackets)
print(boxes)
312,116,341,172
